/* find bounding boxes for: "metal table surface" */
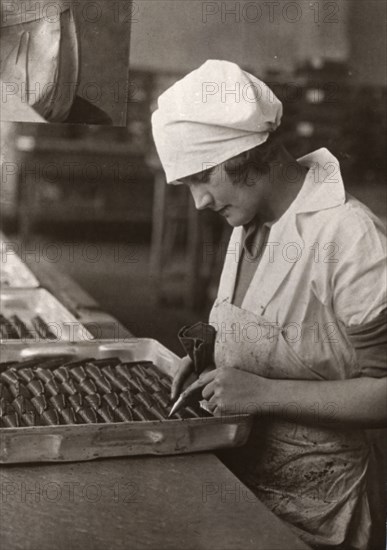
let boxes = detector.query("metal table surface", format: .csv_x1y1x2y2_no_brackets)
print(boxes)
0,454,310,550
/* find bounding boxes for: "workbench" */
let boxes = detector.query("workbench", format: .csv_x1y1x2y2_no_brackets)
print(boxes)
0,253,310,550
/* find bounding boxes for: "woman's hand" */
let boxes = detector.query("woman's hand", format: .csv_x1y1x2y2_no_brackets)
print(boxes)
197,367,269,416
191,369,387,427
171,356,216,401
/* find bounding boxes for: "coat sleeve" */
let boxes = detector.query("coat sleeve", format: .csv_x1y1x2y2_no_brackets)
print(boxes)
329,206,387,377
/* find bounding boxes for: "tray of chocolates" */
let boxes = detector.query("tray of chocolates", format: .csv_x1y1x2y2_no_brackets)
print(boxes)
0,289,94,342
0,339,253,463
0,254,39,288
0,236,40,288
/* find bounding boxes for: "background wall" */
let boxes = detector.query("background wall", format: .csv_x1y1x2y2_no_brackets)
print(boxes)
348,0,387,85
130,0,385,85
130,0,350,74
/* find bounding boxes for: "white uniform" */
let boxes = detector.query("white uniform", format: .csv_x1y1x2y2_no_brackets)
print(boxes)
209,149,386,549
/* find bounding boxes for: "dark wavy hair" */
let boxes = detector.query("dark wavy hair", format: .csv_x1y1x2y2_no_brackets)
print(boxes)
179,133,279,186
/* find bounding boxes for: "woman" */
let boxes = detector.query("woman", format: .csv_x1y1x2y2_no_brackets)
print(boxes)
151,60,387,549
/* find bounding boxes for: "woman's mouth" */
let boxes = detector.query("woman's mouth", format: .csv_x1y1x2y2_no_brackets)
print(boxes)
217,206,230,216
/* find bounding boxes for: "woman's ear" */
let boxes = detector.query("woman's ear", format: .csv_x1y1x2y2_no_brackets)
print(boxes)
261,134,280,163
239,150,251,162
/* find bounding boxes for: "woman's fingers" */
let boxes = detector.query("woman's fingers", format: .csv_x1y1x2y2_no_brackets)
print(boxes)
178,370,216,401
201,380,215,400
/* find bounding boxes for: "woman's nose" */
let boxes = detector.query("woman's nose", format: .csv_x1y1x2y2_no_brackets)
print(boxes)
190,188,214,210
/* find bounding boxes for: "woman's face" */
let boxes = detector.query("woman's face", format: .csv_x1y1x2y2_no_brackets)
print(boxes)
184,164,270,227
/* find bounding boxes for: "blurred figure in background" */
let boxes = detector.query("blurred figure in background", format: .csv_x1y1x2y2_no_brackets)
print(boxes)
0,0,79,122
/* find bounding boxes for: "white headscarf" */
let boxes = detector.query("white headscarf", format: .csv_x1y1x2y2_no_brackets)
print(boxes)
151,60,283,183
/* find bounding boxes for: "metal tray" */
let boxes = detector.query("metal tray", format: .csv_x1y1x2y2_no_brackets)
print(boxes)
0,289,94,343
0,250,39,288
0,339,253,463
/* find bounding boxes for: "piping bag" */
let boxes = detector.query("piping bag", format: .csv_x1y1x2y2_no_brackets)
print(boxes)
169,322,216,417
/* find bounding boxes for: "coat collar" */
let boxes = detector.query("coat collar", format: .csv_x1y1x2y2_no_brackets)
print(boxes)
217,149,346,311
295,148,346,214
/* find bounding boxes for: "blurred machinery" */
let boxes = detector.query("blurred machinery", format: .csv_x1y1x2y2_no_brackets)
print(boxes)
268,59,386,180
1,123,153,236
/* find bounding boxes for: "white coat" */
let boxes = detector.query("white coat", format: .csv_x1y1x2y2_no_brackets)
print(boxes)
209,148,387,549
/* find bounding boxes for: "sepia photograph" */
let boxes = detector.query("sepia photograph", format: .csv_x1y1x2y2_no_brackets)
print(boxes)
0,1,386,549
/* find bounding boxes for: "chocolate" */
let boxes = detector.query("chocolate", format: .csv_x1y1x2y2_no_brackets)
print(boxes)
129,364,148,378
35,367,55,383
115,364,132,382
78,378,97,395
85,369,112,393
78,407,98,424
60,407,77,425
45,379,61,396
1,369,19,386
94,376,112,394
102,368,128,391
184,405,202,418
0,397,14,417
103,392,120,411
68,393,83,412
10,315,33,338
114,404,133,422
0,314,20,339
120,390,136,408
135,392,154,410
27,379,45,397
150,401,167,421
171,411,185,420
147,379,163,393
18,368,36,383
21,411,36,426
2,412,20,427
153,391,170,409
127,375,146,393
132,403,154,421
158,377,172,392
53,366,70,382
84,393,101,410
31,395,48,415
32,316,57,340
60,379,78,395
84,363,101,380
0,382,12,401
12,396,27,415
14,397,35,415
50,394,67,411
9,381,31,399
96,405,114,423
41,409,60,425
135,361,154,369
70,366,87,383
